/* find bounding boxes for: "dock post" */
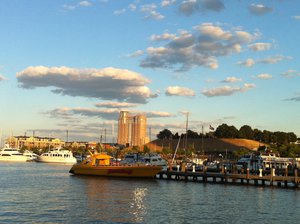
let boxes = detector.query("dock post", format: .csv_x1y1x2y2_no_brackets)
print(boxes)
246,168,250,184
294,169,298,188
270,168,275,186
259,168,263,177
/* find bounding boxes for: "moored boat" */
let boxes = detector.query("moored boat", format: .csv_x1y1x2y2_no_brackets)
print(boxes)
69,152,162,178
37,148,77,164
0,146,29,162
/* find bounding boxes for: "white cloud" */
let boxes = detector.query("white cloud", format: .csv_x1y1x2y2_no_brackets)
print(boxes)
258,55,292,64
140,4,165,20
129,4,137,11
141,23,256,71
48,107,120,120
150,33,177,41
222,76,242,83
161,0,177,7
63,1,92,11
249,42,272,51
292,16,300,20
165,86,196,96
127,50,144,57
114,8,126,15
147,111,173,118
0,74,7,81
248,4,272,16
202,83,255,97
237,58,255,67
179,0,224,16
79,1,92,7
257,73,272,79
17,66,157,104
95,101,138,108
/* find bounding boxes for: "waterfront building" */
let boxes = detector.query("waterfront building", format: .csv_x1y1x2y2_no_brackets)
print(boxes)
6,136,65,149
117,111,149,147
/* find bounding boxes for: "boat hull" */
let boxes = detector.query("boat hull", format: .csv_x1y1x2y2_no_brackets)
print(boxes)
0,156,28,162
69,164,162,178
37,156,77,164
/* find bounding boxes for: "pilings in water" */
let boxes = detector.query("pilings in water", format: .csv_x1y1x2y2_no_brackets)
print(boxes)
155,168,300,189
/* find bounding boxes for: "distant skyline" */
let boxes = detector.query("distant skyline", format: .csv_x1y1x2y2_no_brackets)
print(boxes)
0,0,299,144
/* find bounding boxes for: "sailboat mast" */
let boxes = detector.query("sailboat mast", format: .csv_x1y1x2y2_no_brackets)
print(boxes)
185,112,188,157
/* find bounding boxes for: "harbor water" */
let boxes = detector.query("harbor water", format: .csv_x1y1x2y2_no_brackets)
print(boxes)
0,162,299,224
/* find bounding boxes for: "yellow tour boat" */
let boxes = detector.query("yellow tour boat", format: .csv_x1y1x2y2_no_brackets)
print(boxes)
69,152,162,178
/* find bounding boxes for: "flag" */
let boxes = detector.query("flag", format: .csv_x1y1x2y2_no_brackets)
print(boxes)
209,125,214,131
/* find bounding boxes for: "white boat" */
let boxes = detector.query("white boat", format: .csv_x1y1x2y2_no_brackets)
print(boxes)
37,148,77,164
23,150,38,161
143,153,168,167
0,146,29,162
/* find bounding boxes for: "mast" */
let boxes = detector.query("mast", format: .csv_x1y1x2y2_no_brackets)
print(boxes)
185,112,188,158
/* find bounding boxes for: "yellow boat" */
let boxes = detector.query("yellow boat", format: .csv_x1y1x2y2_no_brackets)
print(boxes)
69,153,162,178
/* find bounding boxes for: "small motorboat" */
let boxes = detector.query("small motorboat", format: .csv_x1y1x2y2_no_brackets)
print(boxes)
69,152,162,178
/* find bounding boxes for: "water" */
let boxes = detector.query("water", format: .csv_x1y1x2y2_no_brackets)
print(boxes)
0,162,299,224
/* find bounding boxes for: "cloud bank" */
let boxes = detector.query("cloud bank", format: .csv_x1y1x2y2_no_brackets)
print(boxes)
17,66,157,103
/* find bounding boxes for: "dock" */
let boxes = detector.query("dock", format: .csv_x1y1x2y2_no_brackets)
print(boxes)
155,168,300,189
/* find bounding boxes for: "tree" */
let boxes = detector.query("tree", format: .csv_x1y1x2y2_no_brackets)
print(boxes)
215,123,239,138
239,125,254,139
157,129,173,140
186,130,199,138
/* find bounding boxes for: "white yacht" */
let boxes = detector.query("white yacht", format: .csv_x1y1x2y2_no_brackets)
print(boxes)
23,150,38,161
0,146,29,162
37,148,77,164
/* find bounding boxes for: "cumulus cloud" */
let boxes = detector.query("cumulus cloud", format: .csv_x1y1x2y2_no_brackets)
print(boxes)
249,42,272,51
281,69,300,78
237,58,255,67
165,86,196,96
141,23,257,71
202,83,255,97
179,0,225,16
248,4,272,16
222,76,242,83
95,101,137,108
257,73,272,79
140,4,165,20
16,66,157,104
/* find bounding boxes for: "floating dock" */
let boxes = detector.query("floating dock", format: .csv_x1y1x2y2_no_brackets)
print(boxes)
156,168,299,189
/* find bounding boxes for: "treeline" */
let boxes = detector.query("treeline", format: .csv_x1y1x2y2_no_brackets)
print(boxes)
157,123,298,146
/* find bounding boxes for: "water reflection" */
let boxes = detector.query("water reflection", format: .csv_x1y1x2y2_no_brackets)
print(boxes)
73,176,156,223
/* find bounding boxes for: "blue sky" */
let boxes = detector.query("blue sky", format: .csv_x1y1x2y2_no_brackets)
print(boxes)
0,0,299,143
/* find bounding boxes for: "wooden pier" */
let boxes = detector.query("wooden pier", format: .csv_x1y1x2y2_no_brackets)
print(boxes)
155,168,299,189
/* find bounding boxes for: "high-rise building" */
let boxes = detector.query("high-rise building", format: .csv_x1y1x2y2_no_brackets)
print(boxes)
117,111,148,146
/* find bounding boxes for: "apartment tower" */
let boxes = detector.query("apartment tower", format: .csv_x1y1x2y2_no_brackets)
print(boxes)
117,111,148,146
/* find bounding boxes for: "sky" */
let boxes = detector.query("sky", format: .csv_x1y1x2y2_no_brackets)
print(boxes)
0,0,299,144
